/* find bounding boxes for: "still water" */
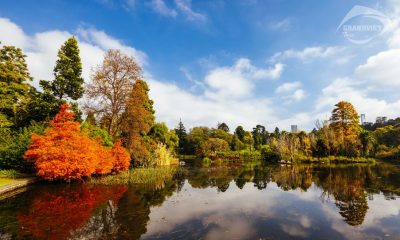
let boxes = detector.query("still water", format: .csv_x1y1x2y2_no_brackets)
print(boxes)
0,160,400,240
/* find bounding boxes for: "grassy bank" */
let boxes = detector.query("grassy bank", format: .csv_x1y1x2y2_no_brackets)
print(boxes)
89,167,177,187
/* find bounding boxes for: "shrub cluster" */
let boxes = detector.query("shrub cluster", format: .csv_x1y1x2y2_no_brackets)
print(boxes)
24,104,130,180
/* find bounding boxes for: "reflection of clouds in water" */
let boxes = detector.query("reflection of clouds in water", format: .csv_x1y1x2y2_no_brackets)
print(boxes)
143,180,282,236
320,193,400,239
363,194,400,227
143,178,400,240
299,215,312,228
203,214,256,240
280,224,309,237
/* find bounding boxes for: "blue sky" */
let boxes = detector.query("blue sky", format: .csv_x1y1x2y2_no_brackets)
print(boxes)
1,0,400,131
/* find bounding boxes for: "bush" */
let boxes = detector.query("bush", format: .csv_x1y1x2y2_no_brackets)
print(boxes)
148,143,178,167
111,140,131,173
0,123,46,172
260,145,279,161
24,104,130,180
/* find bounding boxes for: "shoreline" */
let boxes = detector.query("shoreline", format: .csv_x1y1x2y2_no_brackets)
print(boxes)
0,177,38,199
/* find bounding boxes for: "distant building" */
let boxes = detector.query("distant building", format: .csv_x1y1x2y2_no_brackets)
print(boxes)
376,116,387,124
360,114,366,125
291,125,298,133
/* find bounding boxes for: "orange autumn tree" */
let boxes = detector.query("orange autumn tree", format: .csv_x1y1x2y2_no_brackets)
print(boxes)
24,104,130,180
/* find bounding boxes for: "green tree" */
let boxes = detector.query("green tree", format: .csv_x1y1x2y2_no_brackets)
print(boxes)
41,37,84,100
0,44,32,126
315,138,329,157
14,88,62,128
243,131,254,151
273,127,280,137
359,130,375,156
230,135,245,151
197,138,230,157
148,122,179,151
186,127,211,155
252,125,268,150
217,122,229,132
234,126,245,142
175,119,188,154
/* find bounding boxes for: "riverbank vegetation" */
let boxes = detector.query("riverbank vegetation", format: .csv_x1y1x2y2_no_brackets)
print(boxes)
0,37,399,183
175,101,398,163
89,167,177,187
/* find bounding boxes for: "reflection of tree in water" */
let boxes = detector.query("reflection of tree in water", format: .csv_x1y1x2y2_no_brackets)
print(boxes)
336,195,368,226
113,177,181,239
1,161,399,239
315,165,371,226
17,184,127,240
184,161,400,227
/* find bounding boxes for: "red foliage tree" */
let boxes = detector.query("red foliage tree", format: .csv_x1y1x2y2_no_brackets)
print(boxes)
24,104,130,180
111,139,131,173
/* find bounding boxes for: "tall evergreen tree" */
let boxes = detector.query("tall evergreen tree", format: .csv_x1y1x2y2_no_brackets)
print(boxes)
121,80,155,165
41,37,84,100
175,119,187,154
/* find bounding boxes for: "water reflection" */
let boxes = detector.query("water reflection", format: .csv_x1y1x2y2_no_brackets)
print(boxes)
0,161,399,239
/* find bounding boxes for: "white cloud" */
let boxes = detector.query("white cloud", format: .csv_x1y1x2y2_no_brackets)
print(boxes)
0,18,30,48
203,58,283,99
175,0,207,23
275,81,305,103
76,27,147,65
148,78,278,130
275,81,301,93
270,46,343,62
148,0,177,17
269,18,291,31
0,17,146,89
355,48,400,86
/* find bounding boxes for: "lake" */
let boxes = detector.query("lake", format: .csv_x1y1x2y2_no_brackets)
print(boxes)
0,160,399,239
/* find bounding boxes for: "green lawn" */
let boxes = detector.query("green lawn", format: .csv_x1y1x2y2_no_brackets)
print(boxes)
0,178,19,187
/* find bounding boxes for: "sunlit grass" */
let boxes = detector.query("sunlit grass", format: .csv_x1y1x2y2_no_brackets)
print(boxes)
0,178,19,187
89,167,177,186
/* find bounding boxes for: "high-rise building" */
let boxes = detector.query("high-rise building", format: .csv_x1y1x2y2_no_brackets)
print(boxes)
360,114,366,125
376,116,388,124
291,125,298,133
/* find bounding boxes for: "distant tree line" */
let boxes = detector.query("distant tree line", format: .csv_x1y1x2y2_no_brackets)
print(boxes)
175,101,400,162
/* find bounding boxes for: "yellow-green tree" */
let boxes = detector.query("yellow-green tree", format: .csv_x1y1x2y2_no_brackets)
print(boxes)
330,101,361,156
0,45,32,127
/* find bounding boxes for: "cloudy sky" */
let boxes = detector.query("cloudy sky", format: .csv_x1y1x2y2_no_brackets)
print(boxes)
1,0,400,131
